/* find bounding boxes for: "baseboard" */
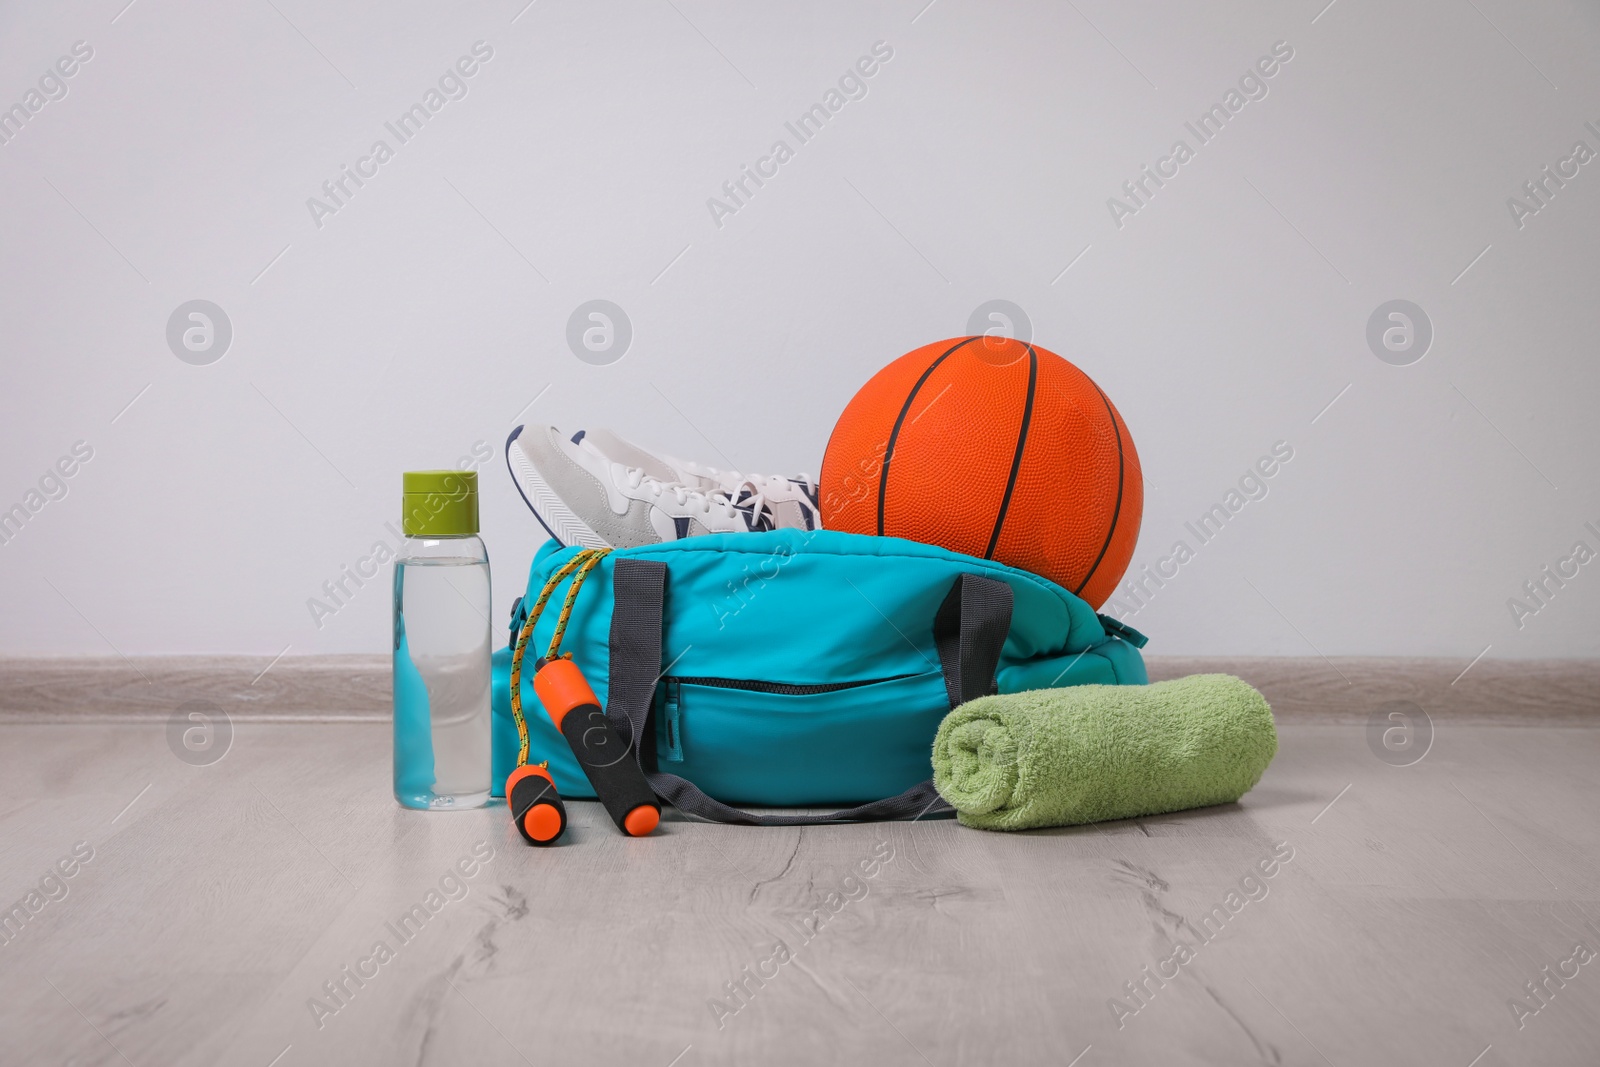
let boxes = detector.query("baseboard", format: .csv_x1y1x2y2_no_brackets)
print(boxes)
0,656,391,723
1142,657,1600,725
0,655,1596,724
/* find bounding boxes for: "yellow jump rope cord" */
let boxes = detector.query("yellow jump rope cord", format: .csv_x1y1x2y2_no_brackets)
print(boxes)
547,548,607,661
509,547,612,768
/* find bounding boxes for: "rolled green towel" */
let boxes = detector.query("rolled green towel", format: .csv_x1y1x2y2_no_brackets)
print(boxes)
932,674,1277,831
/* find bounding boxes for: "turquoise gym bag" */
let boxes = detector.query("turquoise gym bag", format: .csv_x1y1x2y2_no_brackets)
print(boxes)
490,529,1148,820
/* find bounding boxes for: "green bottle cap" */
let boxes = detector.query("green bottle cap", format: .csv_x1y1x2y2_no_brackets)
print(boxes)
401,470,479,536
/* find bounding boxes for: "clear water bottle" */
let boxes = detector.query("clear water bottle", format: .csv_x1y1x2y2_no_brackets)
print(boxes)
392,470,492,810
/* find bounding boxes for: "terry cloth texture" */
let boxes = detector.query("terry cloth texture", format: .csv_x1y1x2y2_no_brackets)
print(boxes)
931,674,1277,831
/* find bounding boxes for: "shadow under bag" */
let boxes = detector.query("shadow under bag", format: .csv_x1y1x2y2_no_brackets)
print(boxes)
490,529,1148,822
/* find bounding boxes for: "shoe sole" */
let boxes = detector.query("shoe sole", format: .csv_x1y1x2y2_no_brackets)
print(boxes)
504,426,612,549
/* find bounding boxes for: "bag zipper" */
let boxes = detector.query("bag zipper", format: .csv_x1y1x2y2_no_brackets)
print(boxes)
659,683,683,762
664,674,915,696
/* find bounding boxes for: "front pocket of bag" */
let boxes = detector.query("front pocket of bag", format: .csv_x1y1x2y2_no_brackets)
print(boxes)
654,670,951,806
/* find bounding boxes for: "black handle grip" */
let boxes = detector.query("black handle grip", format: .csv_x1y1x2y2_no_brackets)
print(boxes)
558,702,660,835
508,770,567,846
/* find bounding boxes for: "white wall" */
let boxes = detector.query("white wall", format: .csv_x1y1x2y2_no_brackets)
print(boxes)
2,0,1597,661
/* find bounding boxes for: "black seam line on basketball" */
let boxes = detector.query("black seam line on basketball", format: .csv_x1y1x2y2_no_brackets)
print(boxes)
1073,377,1126,597
984,344,1038,559
877,336,981,536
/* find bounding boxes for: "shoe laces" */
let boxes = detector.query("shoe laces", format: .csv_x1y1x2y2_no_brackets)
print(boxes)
645,456,817,527
742,471,814,497
641,463,781,530
700,467,818,511
669,456,810,497
725,483,776,531
622,466,736,518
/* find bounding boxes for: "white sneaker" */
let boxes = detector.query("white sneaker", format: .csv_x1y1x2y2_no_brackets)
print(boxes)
506,425,767,548
577,428,822,532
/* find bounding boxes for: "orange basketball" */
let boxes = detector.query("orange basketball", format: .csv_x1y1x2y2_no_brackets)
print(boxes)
820,336,1142,609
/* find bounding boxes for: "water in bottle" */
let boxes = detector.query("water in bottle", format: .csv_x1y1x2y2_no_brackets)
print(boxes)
392,470,492,809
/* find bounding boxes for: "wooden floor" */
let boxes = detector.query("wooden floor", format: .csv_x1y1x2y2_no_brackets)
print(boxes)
2,721,1597,1066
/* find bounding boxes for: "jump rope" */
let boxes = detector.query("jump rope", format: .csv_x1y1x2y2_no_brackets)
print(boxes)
504,547,661,846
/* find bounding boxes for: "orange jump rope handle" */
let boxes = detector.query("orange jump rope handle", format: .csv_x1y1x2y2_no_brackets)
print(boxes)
506,764,566,846
533,657,660,837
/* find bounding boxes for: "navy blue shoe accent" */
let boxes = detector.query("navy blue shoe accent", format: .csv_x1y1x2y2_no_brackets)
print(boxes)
797,478,820,510
571,430,586,445
504,424,564,545
732,489,773,532
672,515,691,539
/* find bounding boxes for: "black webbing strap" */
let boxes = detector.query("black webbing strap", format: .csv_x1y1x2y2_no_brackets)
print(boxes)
605,558,1012,826
603,559,668,765
934,573,1013,707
